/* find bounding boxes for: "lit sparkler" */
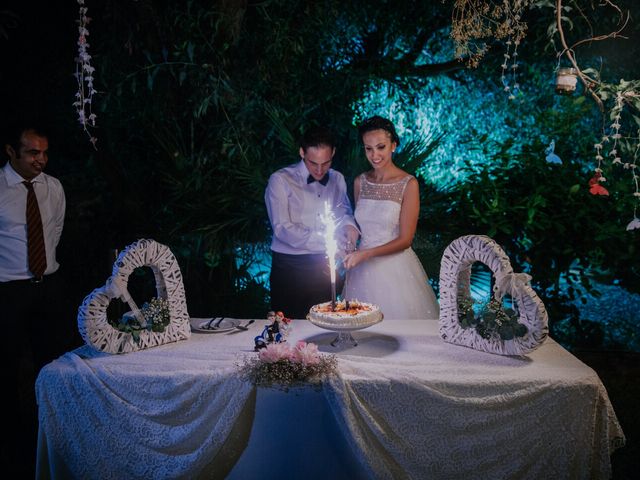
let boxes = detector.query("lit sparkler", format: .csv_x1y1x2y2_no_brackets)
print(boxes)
321,201,338,310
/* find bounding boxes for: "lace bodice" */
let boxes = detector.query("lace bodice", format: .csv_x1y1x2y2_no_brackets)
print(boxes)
358,173,411,204
356,174,412,249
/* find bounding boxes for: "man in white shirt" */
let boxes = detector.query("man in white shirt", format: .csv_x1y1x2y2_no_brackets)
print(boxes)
265,126,359,319
0,124,75,472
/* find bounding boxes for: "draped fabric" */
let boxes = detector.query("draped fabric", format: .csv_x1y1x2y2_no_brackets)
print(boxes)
37,339,253,479
323,331,625,479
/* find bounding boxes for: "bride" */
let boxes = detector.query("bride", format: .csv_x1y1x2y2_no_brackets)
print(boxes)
343,116,439,320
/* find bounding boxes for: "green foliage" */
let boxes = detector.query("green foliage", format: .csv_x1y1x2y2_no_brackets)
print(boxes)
53,0,638,339
79,0,461,315
108,297,171,344
419,131,638,331
458,297,528,341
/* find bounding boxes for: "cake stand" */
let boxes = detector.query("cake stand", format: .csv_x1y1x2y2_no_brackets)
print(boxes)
306,313,383,347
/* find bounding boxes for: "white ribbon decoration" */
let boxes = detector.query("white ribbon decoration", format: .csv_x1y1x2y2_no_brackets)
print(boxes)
494,272,532,305
105,275,146,327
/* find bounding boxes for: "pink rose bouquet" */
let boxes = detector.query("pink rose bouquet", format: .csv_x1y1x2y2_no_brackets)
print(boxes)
291,341,320,365
240,341,337,389
258,342,293,363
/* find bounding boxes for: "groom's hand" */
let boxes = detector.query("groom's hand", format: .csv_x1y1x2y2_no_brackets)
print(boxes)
339,225,359,251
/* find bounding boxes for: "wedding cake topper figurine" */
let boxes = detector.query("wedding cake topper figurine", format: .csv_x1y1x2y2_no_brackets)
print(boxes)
254,311,291,351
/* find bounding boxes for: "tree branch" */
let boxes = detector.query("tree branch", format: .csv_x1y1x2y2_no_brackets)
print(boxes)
556,0,603,111
569,7,629,51
408,58,467,77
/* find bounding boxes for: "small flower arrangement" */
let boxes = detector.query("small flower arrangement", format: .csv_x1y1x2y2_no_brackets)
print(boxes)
458,296,528,341
110,297,171,343
240,341,338,390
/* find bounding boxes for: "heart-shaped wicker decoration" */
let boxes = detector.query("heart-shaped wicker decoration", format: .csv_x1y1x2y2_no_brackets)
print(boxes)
439,235,548,356
77,239,190,353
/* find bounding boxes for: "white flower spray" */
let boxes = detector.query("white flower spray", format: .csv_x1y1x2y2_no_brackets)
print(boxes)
73,0,97,149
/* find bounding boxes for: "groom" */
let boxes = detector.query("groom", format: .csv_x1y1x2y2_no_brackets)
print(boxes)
265,125,358,319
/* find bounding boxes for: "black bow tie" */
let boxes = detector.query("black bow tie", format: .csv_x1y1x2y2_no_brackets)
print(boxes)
307,173,329,186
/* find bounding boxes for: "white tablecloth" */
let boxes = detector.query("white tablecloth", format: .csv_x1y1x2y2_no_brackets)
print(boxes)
36,320,625,479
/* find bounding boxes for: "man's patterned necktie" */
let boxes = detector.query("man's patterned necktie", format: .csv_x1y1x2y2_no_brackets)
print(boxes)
23,181,47,277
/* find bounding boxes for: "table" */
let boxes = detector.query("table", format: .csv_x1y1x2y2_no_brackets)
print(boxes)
35,320,625,479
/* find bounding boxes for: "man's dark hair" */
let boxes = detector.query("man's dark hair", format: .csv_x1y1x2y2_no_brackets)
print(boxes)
4,123,49,157
358,115,401,146
299,125,337,152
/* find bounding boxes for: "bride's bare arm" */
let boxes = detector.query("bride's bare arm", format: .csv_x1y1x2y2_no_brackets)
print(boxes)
353,175,362,204
344,177,419,269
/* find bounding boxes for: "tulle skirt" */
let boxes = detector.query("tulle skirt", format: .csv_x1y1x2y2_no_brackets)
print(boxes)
343,248,439,320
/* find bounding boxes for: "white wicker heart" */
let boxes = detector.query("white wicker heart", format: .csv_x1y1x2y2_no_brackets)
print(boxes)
439,235,548,356
77,239,191,353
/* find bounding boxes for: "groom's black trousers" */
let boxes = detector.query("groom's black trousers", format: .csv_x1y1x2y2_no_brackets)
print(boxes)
269,251,344,319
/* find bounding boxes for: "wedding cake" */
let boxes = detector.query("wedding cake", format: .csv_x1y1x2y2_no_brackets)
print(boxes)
307,300,383,330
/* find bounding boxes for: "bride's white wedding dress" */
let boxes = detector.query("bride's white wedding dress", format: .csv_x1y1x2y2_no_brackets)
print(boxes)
344,174,439,320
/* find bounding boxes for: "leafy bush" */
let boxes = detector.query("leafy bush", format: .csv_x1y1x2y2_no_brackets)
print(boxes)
418,128,638,342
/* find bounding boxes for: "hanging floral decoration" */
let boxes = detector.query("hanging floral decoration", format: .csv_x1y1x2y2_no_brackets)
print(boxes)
500,37,522,100
588,171,609,196
551,0,639,227
73,0,97,149
544,140,562,164
451,1,639,226
450,0,531,99
590,85,639,204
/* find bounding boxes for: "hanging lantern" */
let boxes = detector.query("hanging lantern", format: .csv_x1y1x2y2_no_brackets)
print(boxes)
555,67,578,94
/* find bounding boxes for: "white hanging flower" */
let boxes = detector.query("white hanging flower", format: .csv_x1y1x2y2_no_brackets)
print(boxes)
626,218,640,230
75,0,97,149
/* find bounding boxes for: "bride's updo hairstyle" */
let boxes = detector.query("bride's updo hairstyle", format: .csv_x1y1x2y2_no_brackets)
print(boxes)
358,115,400,146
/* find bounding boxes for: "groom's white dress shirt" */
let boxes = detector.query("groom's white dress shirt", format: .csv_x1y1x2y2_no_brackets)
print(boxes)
265,160,356,255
